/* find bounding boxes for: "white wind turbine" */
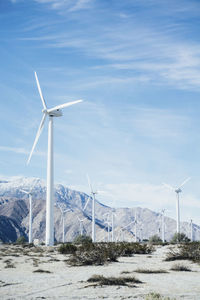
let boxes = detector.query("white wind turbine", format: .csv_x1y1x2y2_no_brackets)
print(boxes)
121,221,135,242
83,174,97,242
190,219,193,242
161,209,166,243
103,212,111,242
134,210,137,242
57,204,70,243
20,188,34,244
163,177,191,235
27,72,82,246
77,216,87,236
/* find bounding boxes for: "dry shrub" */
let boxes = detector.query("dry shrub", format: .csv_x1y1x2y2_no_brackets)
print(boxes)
170,263,191,272
33,269,51,273
135,269,168,274
67,243,122,266
145,293,175,300
58,243,77,254
165,242,200,263
119,242,153,256
87,274,142,286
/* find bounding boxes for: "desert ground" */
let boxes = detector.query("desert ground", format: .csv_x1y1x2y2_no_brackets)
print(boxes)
0,244,200,300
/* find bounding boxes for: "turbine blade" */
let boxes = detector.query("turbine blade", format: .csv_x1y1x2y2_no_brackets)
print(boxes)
86,173,93,193
123,221,134,229
34,72,47,110
47,100,82,113
83,196,91,211
20,189,29,194
27,113,47,165
162,183,174,191
178,177,191,189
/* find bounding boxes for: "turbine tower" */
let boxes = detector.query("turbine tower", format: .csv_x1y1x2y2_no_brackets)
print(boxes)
111,210,116,242
27,72,82,246
83,174,97,242
190,219,193,242
134,210,137,242
20,188,34,244
163,177,190,235
161,209,166,243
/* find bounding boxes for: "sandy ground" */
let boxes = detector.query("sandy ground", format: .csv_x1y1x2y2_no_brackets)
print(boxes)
0,244,200,300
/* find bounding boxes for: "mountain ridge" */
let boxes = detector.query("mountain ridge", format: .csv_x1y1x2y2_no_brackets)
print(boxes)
0,177,199,243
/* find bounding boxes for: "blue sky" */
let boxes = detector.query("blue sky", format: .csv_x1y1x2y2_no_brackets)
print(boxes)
1,0,200,225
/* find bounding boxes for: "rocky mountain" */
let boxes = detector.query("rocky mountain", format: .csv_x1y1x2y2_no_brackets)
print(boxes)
0,177,199,243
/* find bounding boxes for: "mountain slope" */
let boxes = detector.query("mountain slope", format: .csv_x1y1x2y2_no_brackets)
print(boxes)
0,177,199,243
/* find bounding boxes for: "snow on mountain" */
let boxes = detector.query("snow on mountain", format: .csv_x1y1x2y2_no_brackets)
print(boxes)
0,177,199,243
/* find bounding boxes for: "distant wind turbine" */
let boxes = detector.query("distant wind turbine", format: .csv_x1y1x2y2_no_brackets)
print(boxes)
163,177,191,235
57,204,70,243
27,72,82,246
83,174,97,242
134,210,137,242
190,219,193,242
77,216,87,236
103,212,111,242
121,221,135,242
20,188,34,244
161,209,166,243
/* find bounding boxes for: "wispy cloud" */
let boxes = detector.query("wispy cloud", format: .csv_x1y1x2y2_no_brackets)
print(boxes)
18,8,200,90
34,0,94,12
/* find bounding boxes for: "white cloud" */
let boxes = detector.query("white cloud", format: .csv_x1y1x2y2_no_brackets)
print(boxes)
35,0,94,12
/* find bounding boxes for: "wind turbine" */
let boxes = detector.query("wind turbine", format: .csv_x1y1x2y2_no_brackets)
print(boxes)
20,188,34,244
163,177,191,235
190,219,193,242
57,204,70,243
77,216,87,236
103,213,112,242
83,174,97,242
111,210,117,242
27,72,82,246
161,209,166,243
134,210,137,242
121,221,135,242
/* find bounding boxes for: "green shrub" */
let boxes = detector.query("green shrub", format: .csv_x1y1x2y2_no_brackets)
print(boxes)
170,233,190,244
67,243,123,266
73,235,92,244
58,243,77,254
119,242,153,256
165,242,200,263
149,235,162,244
16,236,27,245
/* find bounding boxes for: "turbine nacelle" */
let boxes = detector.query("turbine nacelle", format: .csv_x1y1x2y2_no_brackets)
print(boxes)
175,188,182,194
48,109,63,117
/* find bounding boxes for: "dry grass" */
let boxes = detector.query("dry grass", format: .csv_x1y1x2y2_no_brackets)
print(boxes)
145,292,176,300
3,259,15,268
87,274,143,287
33,269,51,273
135,268,168,274
170,264,192,272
